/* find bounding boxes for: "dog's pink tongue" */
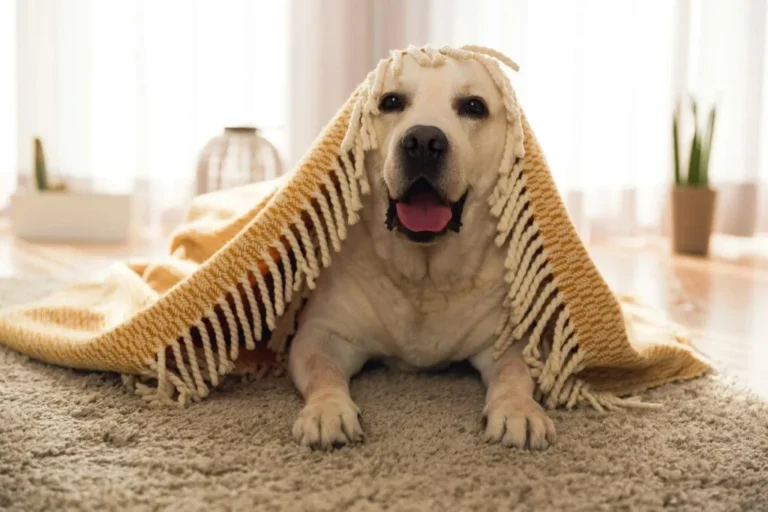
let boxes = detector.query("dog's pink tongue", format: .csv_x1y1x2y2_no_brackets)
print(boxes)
395,193,452,233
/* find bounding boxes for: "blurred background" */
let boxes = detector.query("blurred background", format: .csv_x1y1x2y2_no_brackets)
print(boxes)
1,0,767,244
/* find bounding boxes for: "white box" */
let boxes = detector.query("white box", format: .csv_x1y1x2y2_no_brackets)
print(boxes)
10,192,132,243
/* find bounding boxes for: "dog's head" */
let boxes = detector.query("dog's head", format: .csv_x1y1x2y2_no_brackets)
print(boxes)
364,52,510,245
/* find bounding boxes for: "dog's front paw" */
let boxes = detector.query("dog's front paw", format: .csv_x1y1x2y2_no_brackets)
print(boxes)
292,393,364,450
482,398,556,450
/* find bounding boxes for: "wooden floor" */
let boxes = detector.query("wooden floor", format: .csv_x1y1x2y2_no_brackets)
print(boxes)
1,218,767,399
589,236,768,399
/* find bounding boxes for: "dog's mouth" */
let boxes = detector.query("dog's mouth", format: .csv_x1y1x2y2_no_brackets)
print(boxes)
386,179,467,243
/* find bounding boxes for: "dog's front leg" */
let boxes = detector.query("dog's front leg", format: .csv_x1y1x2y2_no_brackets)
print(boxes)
289,325,368,450
471,340,556,450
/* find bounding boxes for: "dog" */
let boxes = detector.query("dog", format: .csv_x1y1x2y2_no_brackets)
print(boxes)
288,53,556,451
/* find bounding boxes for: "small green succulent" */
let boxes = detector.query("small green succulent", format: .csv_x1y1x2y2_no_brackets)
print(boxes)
673,97,717,187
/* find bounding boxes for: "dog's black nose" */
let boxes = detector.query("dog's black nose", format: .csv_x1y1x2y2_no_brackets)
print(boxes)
400,125,448,166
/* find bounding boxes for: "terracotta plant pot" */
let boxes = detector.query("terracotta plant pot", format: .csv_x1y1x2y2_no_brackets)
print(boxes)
670,186,717,256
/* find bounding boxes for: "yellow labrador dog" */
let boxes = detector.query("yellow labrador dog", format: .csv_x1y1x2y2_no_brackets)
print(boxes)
289,54,556,451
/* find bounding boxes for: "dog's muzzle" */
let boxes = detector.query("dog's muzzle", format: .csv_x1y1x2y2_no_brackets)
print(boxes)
386,125,467,243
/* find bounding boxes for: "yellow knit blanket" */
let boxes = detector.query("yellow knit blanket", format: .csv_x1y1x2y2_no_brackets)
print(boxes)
0,45,709,409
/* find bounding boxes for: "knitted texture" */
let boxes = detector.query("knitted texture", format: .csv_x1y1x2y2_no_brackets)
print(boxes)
0,45,709,409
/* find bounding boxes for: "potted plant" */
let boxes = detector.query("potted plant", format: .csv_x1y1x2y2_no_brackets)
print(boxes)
670,98,717,256
10,137,132,242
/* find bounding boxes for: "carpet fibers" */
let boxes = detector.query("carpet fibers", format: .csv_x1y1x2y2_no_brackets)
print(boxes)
1,279,767,511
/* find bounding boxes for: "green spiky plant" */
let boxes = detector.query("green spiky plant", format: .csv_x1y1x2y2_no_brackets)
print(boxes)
32,137,66,192
673,97,717,187
33,137,49,191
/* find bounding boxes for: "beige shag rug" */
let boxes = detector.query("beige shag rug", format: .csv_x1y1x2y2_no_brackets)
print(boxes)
1,279,767,511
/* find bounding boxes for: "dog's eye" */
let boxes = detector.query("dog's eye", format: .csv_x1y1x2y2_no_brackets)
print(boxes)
379,93,406,113
458,97,488,119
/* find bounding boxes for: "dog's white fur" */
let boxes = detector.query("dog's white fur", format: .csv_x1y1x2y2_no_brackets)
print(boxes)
289,55,556,450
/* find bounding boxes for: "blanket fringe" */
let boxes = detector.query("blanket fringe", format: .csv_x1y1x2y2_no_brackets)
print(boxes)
126,95,372,406
468,48,662,413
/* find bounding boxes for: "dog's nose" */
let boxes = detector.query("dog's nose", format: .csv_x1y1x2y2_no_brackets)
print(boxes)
400,125,448,166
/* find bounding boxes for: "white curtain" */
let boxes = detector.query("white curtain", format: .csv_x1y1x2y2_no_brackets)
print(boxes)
3,0,768,239
4,0,288,229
